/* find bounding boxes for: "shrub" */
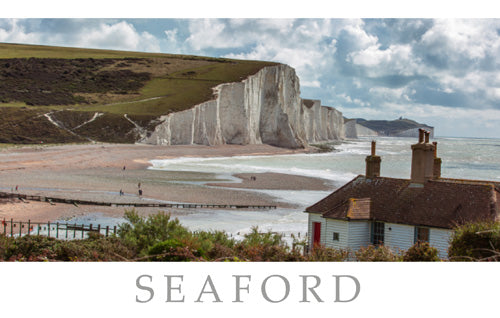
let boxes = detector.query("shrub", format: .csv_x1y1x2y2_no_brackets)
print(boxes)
53,236,135,261
448,221,500,261
191,230,236,259
355,245,401,262
147,239,199,262
117,210,190,257
4,235,59,261
403,242,440,262
233,227,300,261
307,245,350,262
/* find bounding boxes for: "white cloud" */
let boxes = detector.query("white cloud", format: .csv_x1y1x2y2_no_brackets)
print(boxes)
348,44,418,76
301,80,321,88
369,87,411,101
0,19,39,44
77,21,160,52
0,19,160,53
164,29,178,42
341,20,378,50
186,19,235,50
420,19,500,62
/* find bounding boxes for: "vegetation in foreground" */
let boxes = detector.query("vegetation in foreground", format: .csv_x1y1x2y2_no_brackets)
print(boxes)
0,211,498,262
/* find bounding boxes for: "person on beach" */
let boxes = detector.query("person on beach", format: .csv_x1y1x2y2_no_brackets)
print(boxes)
123,166,126,171
138,189,143,197
119,189,123,196
15,185,18,191
138,182,141,188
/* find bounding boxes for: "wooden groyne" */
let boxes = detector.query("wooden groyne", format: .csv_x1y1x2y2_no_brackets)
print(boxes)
1,218,117,239
0,192,277,210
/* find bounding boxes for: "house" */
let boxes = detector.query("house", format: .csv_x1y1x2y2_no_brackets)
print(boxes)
305,130,500,258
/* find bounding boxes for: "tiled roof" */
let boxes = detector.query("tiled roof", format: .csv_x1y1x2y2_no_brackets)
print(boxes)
306,175,500,229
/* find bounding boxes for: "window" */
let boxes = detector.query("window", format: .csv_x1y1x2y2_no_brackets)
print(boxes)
414,227,430,243
371,222,385,245
333,232,339,241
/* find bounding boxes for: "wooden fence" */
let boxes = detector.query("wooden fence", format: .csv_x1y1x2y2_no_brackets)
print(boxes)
1,218,117,239
0,192,277,210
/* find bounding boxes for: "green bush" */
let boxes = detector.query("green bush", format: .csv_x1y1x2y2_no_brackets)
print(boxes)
355,245,401,262
147,239,198,261
4,235,58,261
117,210,190,257
191,230,236,260
232,227,305,261
403,242,440,262
0,234,134,261
307,245,350,261
448,221,500,261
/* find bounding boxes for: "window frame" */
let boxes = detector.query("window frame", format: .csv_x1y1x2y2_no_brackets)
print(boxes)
414,226,430,244
371,221,385,246
333,232,339,241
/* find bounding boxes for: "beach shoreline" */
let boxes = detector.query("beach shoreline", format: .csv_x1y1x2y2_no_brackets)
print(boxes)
0,143,335,223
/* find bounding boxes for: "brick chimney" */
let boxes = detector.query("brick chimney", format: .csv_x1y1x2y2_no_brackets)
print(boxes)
433,141,442,179
365,140,381,179
410,129,436,184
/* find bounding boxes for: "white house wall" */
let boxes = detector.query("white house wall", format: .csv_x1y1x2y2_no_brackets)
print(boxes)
430,228,452,259
385,223,415,254
307,215,452,259
325,219,349,250
347,221,371,250
307,213,327,246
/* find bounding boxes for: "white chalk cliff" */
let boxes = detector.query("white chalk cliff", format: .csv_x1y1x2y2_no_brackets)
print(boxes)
142,64,344,148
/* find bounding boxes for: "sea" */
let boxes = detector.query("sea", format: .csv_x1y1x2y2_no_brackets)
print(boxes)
63,136,500,241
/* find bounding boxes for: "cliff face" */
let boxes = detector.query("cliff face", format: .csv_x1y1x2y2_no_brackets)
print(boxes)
142,64,344,148
344,120,379,139
344,118,434,139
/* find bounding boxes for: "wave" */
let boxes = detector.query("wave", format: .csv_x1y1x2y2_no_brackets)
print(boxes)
149,156,357,183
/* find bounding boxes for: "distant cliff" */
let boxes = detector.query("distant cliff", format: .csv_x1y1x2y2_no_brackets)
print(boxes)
143,65,344,148
344,118,433,139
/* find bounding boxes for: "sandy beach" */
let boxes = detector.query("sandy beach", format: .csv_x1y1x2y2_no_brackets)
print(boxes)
0,143,335,223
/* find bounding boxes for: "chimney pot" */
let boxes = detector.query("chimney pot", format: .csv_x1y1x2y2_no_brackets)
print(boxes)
411,132,435,184
365,141,381,179
418,129,424,143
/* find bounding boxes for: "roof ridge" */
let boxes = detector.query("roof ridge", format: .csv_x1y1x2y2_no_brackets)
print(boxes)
305,175,364,212
432,178,499,187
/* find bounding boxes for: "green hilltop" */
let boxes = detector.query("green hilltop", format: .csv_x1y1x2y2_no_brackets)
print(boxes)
0,43,277,144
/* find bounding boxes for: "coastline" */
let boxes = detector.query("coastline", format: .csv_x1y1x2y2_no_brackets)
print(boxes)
0,143,335,223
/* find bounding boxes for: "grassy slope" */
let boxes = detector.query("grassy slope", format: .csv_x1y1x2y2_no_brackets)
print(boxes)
0,43,278,143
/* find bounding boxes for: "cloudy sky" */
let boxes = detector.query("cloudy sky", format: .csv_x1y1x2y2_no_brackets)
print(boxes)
1,17,500,138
